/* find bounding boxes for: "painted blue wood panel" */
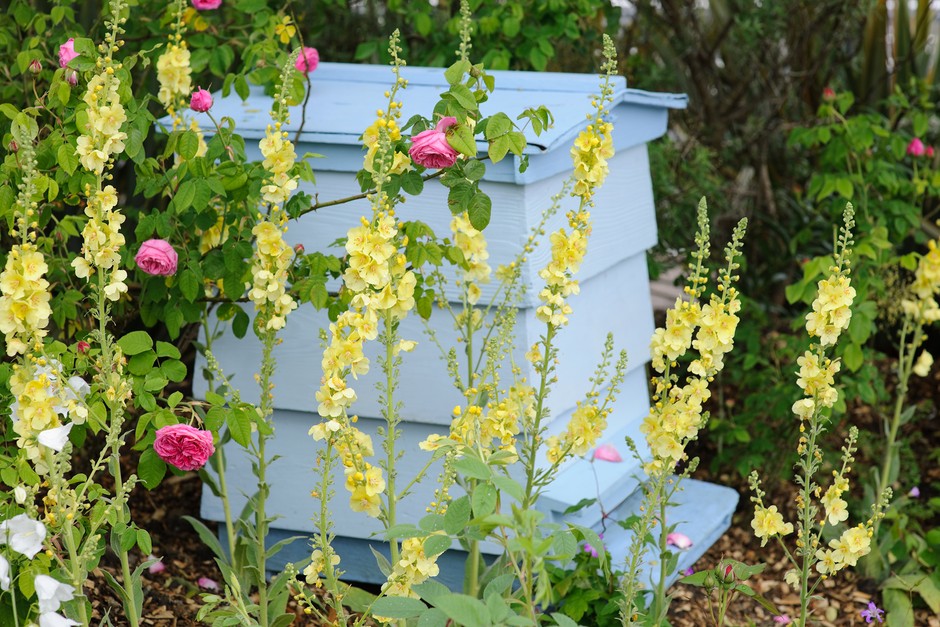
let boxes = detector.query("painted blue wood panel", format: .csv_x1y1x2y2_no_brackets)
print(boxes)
229,142,658,307
195,250,655,427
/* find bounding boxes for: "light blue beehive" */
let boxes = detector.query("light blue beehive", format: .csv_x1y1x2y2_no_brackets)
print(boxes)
192,62,737,588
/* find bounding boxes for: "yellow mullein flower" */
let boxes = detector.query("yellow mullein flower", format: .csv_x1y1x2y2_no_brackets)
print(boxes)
751,505,794,546
274,16,296,44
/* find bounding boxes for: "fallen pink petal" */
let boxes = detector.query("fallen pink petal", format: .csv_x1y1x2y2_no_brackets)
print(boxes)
773,615,792,624
666,532,693,550
197,577,218,590
593,443,623,463
147,556,165,574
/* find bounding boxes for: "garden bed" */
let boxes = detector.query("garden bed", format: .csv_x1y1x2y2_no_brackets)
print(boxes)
85,362,939,626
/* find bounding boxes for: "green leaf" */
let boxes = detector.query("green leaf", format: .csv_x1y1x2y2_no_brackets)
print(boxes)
228,405,253,447
448,124,478,158
444,496,472,535
137,448,167,490
551,613,578,627
161,359,187,382
468,192,492,230
423,534,451,557
463,160,486,182
444,60,471,86
179,269,201,302
454,456,491,480
178,131,200,160
472,483,497,517
369,596,428,619
842,342,863,371
432,594,491,627
118,331,154,356
57,143,78,175
491,475,525,502
155,341,181,359
448,84,478,110
183,515,227,562
137,528,153,555
488,135,511,163
175,179,197,213
484,113,512,139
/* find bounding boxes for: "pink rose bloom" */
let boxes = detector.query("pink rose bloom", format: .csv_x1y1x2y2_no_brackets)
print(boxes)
190,88,213,113
592,443,623,463
907,137,926,157
666,532,693,550
295,47,319,74
135,239,178,276
409,117,460,169
191,0,222,9
58,38,78,68
153,424,215,471
65,70,78,86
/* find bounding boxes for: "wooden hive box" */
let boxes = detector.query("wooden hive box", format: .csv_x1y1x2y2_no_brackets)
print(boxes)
192,62,736,587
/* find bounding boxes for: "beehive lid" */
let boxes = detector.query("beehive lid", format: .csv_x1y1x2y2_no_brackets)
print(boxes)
196,62,687,183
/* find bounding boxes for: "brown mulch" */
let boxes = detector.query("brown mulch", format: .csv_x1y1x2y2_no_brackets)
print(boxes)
85,367,939,626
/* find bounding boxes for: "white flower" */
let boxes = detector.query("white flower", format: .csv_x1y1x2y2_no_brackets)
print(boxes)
0,554,10,591
0,514,46,559
65,376,90,400
34,575,75,613
39,613,81,627
38,423,73,452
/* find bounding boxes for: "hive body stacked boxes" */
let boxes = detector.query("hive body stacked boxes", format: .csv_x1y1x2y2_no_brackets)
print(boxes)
193,63,736,587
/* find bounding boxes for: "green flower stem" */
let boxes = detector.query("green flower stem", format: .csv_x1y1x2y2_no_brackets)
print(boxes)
201,306,237,561
318,441,347,624
61,525,89,626
254,329,278,627
382,312,401,566
871,317,920,545
796,413,822,627
621,470,667,626
522,323,556,507
652,478,673,621
95,262,140,627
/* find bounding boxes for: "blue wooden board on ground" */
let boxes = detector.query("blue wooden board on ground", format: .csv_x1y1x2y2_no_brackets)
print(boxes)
182,61,739,592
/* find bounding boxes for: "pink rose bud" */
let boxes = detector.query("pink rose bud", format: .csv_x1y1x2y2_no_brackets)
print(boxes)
190,88,213,113
592,443,623,463
295,47,319,74
191,0,222,9
409,116,460,169
197,576,219,590
58,38,78,68
135,239,179,276
8,140,17,153
65,69,78,86
153,424,215,471
294,243,305,254
666,532,693,550
907,137,926,157
927,146,935,158
76,340,90,354
28,59,42,74
822,87,835,101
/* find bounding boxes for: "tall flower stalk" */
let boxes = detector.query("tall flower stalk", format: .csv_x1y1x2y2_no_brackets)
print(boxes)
749,205,889,627
620,200,746,625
